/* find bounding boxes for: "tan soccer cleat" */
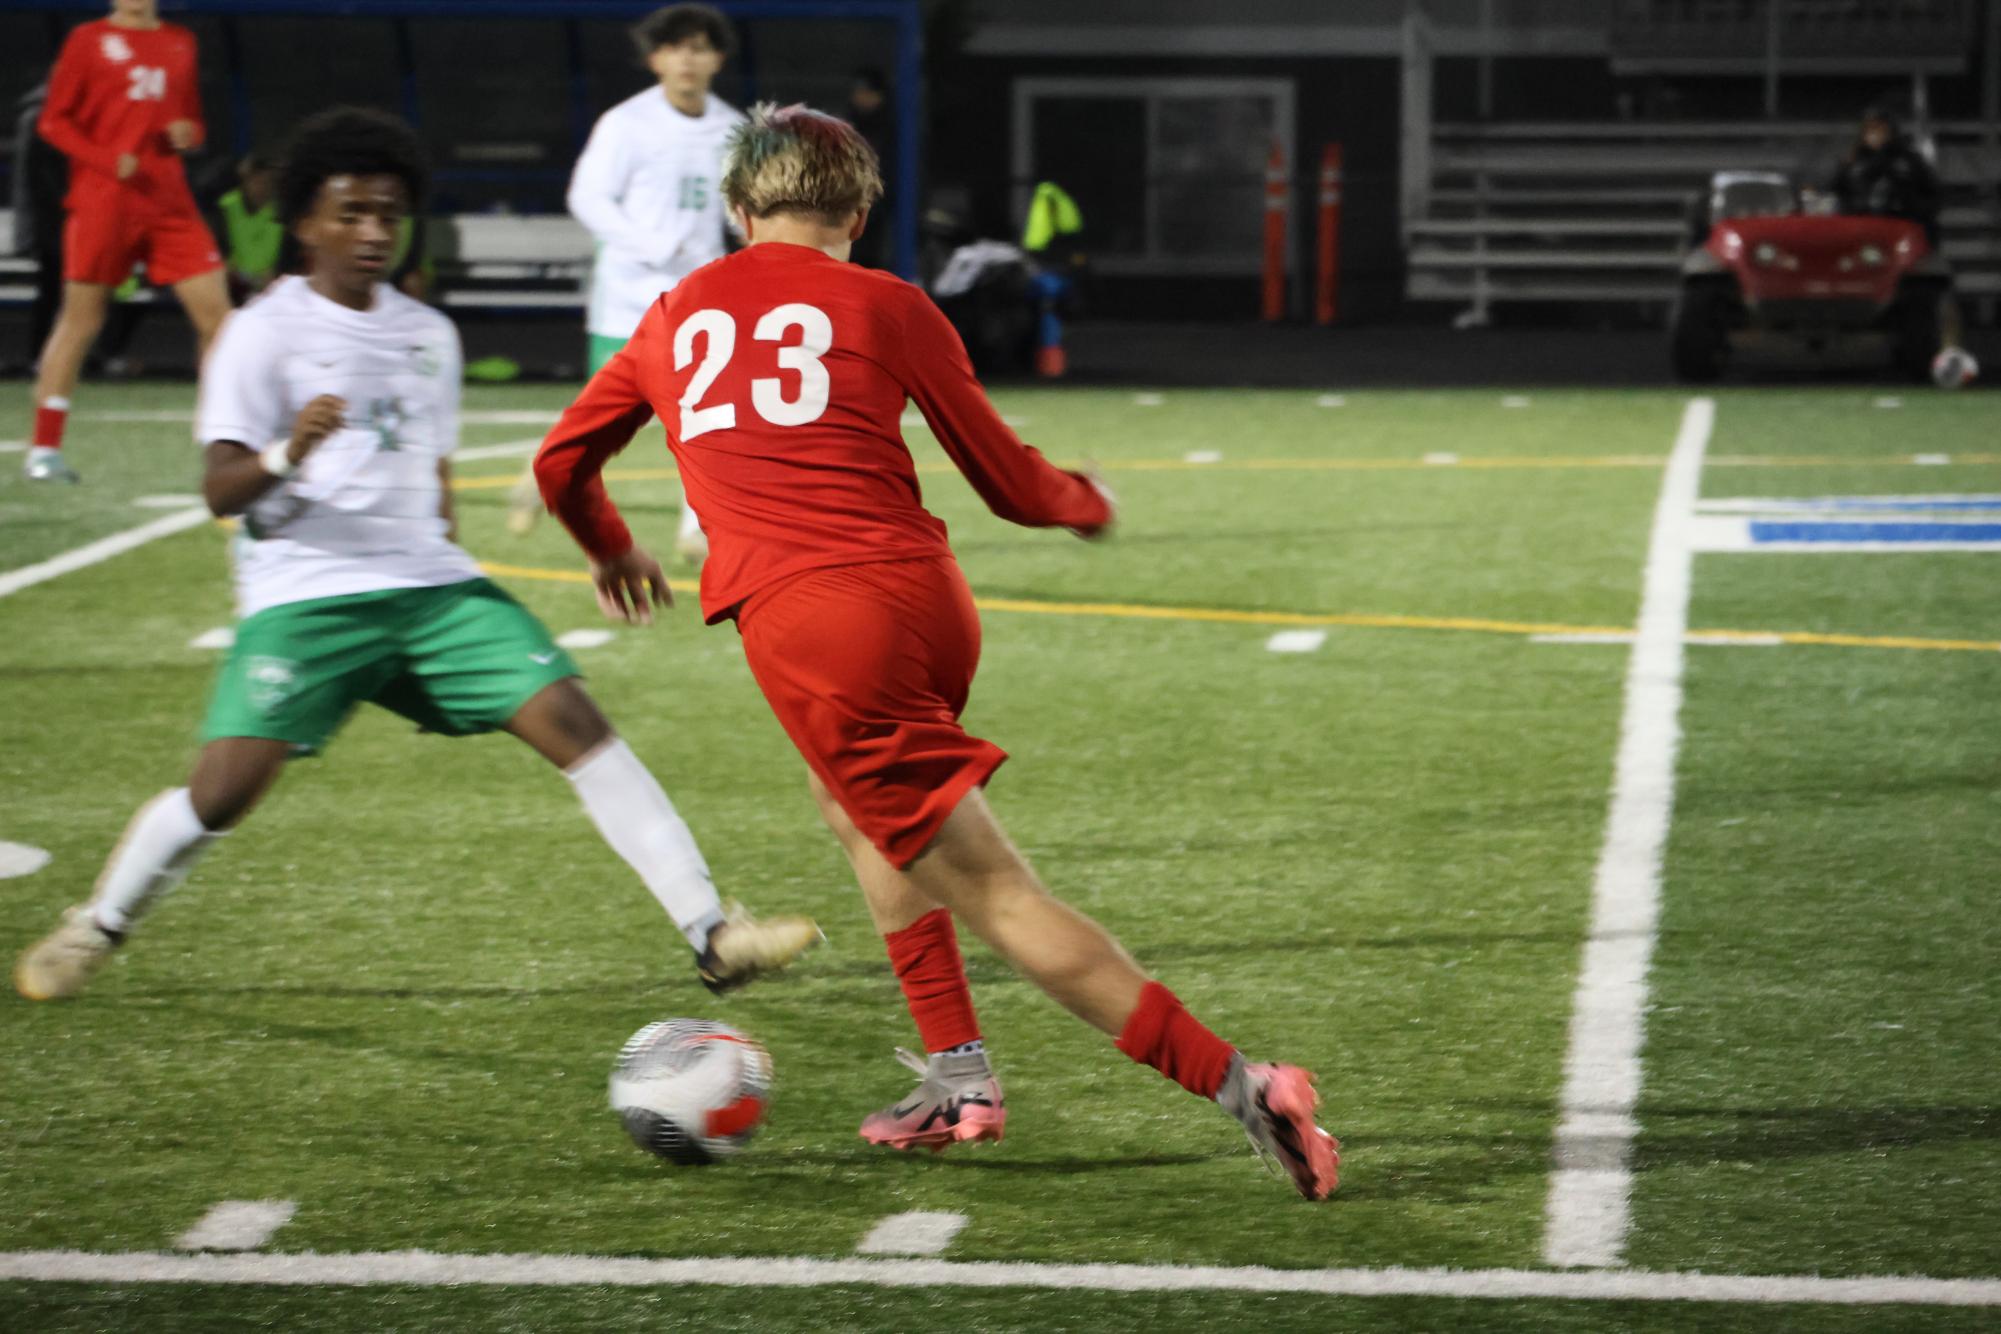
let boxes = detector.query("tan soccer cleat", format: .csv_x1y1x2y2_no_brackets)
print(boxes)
697,901,823,994
15,905,121,1001
673,497,707,566
505,464,543,536
673,528,708,567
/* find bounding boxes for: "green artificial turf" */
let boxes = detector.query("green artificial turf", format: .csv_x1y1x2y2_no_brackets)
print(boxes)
2,381,1995,1330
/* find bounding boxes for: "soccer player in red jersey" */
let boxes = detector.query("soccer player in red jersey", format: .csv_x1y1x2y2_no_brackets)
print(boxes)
25,0,230,484
535,105,1338,1199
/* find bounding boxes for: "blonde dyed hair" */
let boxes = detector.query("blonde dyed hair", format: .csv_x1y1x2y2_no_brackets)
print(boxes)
722,102,883,224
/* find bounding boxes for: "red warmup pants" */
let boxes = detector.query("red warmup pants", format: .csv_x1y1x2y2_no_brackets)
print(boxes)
736,557,1007,868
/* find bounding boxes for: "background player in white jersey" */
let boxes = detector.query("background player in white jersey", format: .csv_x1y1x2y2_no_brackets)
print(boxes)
14,108,817,1003
507,3,743,559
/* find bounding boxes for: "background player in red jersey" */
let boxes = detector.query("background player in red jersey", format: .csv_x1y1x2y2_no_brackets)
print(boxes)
24,0,230,484
534,104,1339,1200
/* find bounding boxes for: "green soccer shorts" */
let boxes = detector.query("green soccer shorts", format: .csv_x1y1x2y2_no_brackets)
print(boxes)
201,579,579,753
588,332,627,376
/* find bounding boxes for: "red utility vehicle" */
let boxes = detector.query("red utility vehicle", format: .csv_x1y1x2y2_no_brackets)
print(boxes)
1670,172,1951,381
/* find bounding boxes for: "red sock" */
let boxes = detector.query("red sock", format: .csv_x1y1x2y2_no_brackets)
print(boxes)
32,401,68,450
1115,981,1238,1099
883,908,981,1053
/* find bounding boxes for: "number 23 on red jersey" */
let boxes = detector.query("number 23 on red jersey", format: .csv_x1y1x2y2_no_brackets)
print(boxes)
673,303,833,440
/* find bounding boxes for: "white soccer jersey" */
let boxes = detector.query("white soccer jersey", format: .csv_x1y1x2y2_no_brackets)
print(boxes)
196,275,481,619
568,88,744,339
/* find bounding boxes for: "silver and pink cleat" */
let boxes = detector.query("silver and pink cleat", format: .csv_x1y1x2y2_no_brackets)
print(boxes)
858,1047,1005,1153
1220,1057,1340,1201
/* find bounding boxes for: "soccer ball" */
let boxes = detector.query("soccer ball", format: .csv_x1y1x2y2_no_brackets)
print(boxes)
1931,346,1979,390
609,1019,773,1164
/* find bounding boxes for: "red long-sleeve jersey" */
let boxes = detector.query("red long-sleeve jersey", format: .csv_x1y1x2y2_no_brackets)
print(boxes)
537,242,1113,623
39,18,204,214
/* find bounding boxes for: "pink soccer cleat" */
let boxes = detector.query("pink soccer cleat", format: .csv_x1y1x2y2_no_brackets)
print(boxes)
1220,1059,1340,1201
858,1047,1005,1153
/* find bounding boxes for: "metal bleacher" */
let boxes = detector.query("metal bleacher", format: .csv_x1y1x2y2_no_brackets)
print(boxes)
0,212,599,315
1406,120,2001,322
1404,0,2001,322
1609,0,1975,75
431,215,593,313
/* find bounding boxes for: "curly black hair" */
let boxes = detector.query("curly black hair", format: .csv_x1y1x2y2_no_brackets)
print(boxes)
274,106,428,272
631,3,734,60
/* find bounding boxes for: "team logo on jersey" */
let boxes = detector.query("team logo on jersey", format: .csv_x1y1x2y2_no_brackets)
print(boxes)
365,396,407,452
408,343,441,377
101,32,133,62
245,656,302,715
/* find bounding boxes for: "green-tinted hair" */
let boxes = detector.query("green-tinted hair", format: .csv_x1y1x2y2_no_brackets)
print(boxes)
722,103,883,224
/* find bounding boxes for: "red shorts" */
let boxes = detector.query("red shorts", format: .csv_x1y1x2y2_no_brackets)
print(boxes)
737,557,1007,869
63,204,222,288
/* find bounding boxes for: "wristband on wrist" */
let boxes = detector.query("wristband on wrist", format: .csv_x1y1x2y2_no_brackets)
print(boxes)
260,440,297,478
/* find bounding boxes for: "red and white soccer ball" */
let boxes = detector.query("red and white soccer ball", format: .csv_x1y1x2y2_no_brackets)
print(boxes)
1931,346,1979,390
609,1019,772,1164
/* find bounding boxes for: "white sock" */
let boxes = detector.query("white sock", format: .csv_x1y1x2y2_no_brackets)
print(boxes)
676,495,704,542
565,738,724,952
90,788,223,935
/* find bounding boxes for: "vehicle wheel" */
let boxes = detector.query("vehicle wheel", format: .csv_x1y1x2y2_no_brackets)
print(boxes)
1670,280,1731,382
1890,283,1944,382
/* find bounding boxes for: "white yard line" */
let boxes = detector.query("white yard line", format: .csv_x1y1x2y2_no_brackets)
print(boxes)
855,1212,969,1256
79,408,554,429
1542,396,1713,1271
460,411,560,426
0,842,53,879
1265,629,1328,653
0,1250,1994,1305
175,1201,297,1252
455,436,546,463
0,508,211,600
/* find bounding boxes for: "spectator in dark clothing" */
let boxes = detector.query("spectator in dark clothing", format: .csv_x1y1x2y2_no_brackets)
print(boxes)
1827,107,1941,244
1827,106,1966,366
844,67,893,269
11,81,69,365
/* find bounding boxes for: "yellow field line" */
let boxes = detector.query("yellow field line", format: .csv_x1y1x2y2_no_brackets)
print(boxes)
1709,452,2001,468
476,561,1998,654
481,560,689,592
1749,628,2001,652
453,451,2001,490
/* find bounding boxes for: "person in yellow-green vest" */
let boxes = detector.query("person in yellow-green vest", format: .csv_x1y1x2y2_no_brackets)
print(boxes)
1022,182,1083,377
222,151,433,306
216,152,282,302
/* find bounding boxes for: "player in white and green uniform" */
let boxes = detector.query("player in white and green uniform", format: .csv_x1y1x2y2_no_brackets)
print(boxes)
14,108,817,1004
506,3,742,559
